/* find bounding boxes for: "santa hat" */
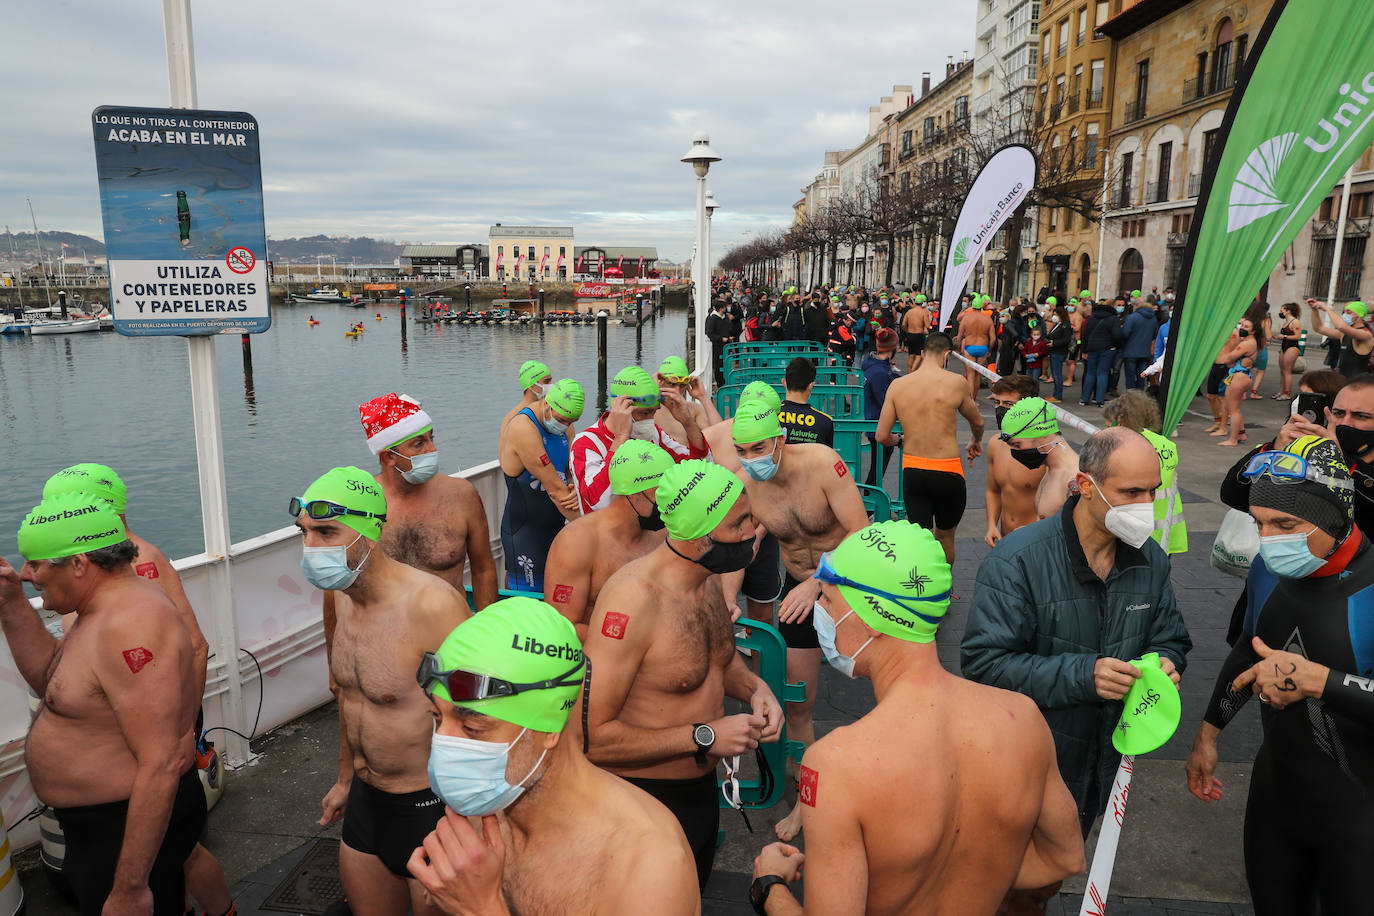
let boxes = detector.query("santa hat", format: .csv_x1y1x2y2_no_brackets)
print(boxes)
360,393,433,455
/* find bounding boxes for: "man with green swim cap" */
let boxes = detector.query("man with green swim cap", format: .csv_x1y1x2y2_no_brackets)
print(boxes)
998,395,1078,520
584,459,782,890
41,463,233,915
749,522,1084,915
499,359,553,459
1308,296,1374,380
409,597,700,914
654,354,723,448
499,378,585,591
2,492,212,915
293,466,469,916
571,365,709,515
542,439,673,640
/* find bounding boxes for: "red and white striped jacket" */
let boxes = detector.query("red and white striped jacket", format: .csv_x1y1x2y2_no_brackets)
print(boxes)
570,416,710,515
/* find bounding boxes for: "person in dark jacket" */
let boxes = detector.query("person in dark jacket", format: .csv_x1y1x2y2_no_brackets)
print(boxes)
704,298,733,386
1080,300,1124,407
1045,302,1073,402
780,294,807,341
862,328,901,485
962,427,1191,838
804,295,830,345
1121,297,1159,390
997,300,1031,377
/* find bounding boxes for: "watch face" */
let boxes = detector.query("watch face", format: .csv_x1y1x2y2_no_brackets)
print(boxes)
694,724,715,747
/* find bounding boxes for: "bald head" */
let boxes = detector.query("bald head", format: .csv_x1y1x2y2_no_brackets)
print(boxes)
1080,427,1159,486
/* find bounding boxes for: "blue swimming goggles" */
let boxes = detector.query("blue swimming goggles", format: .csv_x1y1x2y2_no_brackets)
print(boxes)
1240,451,1353,491
813,552,950,626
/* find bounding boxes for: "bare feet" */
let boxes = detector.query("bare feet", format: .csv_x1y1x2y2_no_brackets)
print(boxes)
775,799,804,842
1218,436,1248,447
1208,426,1229,437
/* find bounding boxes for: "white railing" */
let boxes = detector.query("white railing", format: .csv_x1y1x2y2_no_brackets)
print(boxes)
0,460,508,852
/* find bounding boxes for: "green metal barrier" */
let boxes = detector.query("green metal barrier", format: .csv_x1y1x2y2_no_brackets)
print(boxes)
726,364,858,387
720,619,806,812
714,382,867,423
832,418,906,520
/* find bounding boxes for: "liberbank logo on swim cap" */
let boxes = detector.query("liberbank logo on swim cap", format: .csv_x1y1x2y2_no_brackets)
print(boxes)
511,634,583,663
662,471,708,515
30,506,102,525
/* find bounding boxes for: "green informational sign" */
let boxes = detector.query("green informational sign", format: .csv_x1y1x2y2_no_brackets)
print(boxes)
1162,0,1374,433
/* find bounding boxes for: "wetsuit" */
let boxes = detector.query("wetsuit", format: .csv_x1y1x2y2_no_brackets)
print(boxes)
500,407,569,592
1202,537,1374,915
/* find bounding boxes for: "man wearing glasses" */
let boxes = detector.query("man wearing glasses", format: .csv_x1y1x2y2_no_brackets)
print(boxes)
408,597,700,914
571,366,710,516
749,522,1084,915
292,466,470,916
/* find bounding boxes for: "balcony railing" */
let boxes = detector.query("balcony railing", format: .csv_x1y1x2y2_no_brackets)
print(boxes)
1077,30,1086,45
1182,65,1236,104
898,146,915,162
1085,88,1104,109
1187,173,1203,197
1145,180,1171,204
1067,93,1081,113
1058,41,1068,57
1115,183,1134,209
1123,97,1147,124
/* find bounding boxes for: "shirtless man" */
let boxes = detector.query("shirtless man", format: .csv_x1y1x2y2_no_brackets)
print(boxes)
901,294,931,373
500,359,552,440
957,296,996,398
298,466,470,916
877,332,985,564
42,464,233,916
726,400,869,842
1007,397,1080,521
543,440,672,640
749,522,1084,915
408,597,700,915
1,494,204,915
984,378,1049,547
582,460,783,890
360,392,498,609
655,355,722,445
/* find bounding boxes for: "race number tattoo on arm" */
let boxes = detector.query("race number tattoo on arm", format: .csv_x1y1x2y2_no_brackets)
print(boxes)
799,765,819,807
601,611,628,640
552,583,574,604
122,647,154,674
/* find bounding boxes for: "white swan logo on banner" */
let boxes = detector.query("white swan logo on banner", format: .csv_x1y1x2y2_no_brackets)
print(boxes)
1227,132,1300,232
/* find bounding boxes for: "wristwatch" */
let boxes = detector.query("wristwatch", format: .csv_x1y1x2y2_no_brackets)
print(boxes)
692,722,715,765
750,874,788,914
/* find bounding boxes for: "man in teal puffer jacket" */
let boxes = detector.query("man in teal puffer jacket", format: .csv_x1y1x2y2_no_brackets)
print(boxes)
961,427,1192,836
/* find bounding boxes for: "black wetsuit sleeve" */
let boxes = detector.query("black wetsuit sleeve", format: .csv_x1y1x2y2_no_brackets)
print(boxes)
1322,669,1374,725
1219,442,1272,511
1203,638,1259,729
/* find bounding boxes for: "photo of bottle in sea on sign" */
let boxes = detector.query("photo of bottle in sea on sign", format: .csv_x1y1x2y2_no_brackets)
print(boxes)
177,189,190,246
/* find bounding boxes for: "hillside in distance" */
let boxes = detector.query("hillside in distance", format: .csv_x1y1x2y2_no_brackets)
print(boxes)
0,231,403,265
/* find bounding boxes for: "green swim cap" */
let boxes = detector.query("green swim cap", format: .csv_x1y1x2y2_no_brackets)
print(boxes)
915,294,927,303
300,466,387,540
1348,301,1368,320
824,521,951,643
429,597,584,733
518,360,551,392
739,381,782,412
1112,653,1182,755
609,440,674,495
656,459,743,541
1131,289,1142,299
546,379,585,421
43,463,128,515
1069,298,1079,306
610,366,660,404
659,355,691,379
1046,296,1057,307
18,492,128,561
733,400,784,445
1080,289,1093,298
1000,397,1059,439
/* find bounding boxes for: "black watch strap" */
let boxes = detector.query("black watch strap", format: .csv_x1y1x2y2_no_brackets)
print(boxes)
750,874,787,915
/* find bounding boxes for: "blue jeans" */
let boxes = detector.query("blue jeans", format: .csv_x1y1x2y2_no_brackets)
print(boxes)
1049,352,1066,400
1123,356,1149,389
1082,349,1114,404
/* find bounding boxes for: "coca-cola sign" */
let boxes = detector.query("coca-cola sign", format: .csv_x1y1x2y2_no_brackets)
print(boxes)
575,282,614,298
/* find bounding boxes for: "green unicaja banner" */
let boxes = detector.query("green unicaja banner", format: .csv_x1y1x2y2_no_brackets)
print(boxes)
1161,0,1374,433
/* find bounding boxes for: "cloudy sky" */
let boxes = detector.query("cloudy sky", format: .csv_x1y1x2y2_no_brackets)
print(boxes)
3,0,975,262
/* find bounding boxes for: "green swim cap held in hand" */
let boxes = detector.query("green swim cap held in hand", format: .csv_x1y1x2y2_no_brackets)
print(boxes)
733,400,784,445
739,380,782,412
655,460,743,541
659,355,690,379
823,521,951,643
429,597,584,733
609,440,674,495
519,360,551,391
1113,653,1182,755
546,379,586,421
300,466,388,540
18,492,128,560
43,463,128,515
1000,397,1059,438
609,366,659,403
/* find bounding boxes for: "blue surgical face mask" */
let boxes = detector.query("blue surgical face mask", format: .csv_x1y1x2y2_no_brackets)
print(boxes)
542,407,568,436
1116,306,1126,314
740,441,780,481
1344,313,1357,326
427,726,547,816
393,448,440,485
301,531,370,590
812,603,873,678
1258,528,1327,578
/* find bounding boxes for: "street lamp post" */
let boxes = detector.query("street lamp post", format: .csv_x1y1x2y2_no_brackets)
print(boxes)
681,132,720,391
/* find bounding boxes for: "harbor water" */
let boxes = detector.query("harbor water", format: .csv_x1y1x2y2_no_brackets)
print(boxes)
0,303,687,564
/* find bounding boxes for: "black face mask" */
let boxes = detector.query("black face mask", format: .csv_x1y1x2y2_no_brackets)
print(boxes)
1237,328,1250,338
1335,424,1374,463
670,535,754,574
994,405,1011,428
1010,446,1049,470
631,496,666,531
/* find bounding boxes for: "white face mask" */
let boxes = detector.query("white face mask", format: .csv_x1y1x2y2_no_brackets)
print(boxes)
1088,475,1154,549
631,419,657,440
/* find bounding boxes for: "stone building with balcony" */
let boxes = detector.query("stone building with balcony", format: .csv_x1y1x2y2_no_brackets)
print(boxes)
1030,0,1118,298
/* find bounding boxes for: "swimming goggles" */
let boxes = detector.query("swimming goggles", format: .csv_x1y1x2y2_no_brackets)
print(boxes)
416,653,587,701
813,552,949,626
288,497,387,524
998,400,1050,442
626,394,661,408
1240,451,1353,491
662,375,692,386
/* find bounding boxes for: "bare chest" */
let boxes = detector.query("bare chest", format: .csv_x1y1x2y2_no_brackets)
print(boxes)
381,506,467,573
643,591,734,693
752,483,837,546
502,844,604,916
41,639,110,723
992,455,1046,495
331,610,425,707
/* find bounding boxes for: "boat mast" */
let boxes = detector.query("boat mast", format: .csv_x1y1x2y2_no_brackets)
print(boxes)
26,199,52,308
4,226,23,309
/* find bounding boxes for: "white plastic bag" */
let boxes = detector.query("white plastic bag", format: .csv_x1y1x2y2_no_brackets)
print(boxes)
1211,509,1259,578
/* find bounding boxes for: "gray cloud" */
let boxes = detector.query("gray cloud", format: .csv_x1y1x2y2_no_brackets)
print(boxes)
3,0,974,261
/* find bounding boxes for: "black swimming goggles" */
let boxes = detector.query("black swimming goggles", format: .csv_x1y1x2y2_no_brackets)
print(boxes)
416,652,587,702
813,552,949,626
289,497,387,524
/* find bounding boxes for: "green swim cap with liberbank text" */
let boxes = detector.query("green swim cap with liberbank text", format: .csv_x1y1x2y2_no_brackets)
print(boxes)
656,460,743,541
18,492,128,560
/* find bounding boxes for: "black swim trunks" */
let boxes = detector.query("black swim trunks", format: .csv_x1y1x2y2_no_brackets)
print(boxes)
906,332,926,354
1207,362,1229,397
624,771,719,891
55,765,206,916
902,459,968,532
778,571,821,649
340,776,445,877
740,532,782,604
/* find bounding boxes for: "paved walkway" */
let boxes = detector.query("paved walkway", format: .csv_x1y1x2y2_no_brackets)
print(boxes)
15,380,1286,914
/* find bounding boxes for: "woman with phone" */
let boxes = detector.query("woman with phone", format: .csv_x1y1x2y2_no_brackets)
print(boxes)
1275,302,1303,400
1217,316,1260,446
